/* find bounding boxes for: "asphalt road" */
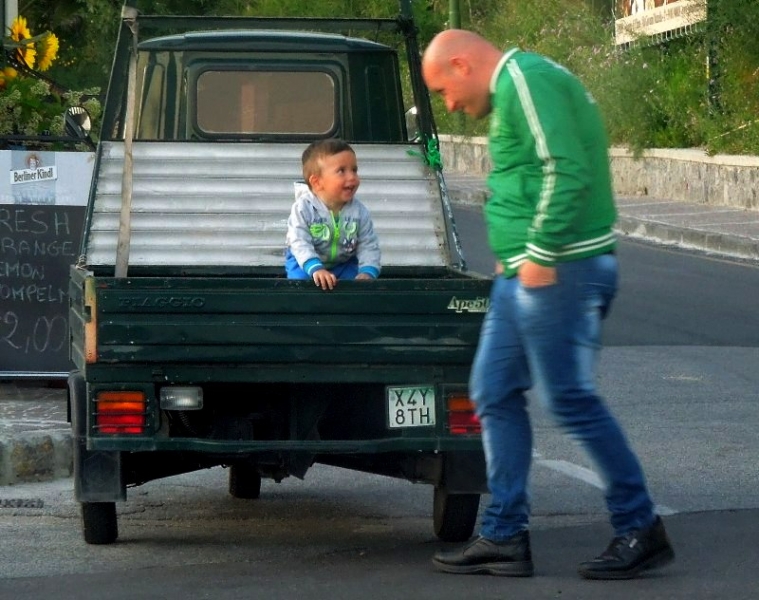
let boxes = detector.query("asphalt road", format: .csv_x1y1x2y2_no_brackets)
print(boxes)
1,206,758,599
453,202,759,347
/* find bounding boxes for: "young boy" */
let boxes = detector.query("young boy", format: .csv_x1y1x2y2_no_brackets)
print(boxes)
285,139,381,290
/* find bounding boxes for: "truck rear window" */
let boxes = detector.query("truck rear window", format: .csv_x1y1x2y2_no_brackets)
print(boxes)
195,70,336,135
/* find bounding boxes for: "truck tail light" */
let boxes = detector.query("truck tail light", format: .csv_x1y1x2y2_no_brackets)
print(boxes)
447,394,481,435
96,391,146,434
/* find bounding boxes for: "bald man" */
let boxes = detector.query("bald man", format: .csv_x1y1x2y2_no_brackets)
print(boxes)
423,30,674,580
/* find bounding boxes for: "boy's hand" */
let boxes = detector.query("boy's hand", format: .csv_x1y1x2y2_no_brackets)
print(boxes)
312,269,337,290
355,273,374,281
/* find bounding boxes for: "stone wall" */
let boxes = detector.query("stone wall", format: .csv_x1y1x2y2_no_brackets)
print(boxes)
438,135,759,211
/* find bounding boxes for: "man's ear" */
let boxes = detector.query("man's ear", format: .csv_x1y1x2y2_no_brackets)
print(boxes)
450,56,470,76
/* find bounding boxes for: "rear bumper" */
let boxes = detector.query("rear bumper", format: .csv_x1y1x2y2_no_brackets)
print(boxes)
86,436,484,453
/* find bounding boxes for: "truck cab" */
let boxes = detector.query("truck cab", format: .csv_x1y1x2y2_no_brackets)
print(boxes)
135,31,407,143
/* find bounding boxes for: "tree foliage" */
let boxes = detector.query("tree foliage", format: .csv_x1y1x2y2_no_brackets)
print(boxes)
16,0,759,154
19,0,445,91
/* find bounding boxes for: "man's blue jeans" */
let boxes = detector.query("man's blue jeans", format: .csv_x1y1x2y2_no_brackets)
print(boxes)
470,253,655,541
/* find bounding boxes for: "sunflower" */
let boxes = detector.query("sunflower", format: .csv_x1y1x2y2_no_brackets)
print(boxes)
9,15,36,69
36,32,59,71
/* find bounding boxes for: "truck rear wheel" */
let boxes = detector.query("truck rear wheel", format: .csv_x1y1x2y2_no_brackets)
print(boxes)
229,463,262,499
433,487,479,542
82,502,118,545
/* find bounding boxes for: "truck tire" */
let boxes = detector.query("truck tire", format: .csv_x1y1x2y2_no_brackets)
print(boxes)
229,463,262,499
82,502,118,545
433,487,479,543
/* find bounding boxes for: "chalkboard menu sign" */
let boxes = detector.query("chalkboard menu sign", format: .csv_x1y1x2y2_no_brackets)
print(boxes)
0,150,93,377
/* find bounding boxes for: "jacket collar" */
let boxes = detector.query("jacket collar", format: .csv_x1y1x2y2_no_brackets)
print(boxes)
490,48,520,94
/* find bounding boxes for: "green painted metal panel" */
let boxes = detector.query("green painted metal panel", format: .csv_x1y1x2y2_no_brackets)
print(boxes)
88,275,490,368
81,363,467,385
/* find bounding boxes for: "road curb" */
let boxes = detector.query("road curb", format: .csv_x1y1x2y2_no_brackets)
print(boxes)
614,215,759,261
445,184,488,206
446,181,759,262
0,430,73,486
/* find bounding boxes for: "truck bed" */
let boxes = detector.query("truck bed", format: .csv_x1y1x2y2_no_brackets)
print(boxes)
69,268,491,381
85,142,453,270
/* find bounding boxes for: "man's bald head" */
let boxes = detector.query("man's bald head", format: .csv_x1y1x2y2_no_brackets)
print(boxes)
421,29,504,119
423,29,498,68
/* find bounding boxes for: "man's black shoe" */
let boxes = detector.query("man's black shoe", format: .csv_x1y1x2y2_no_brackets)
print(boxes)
432,531,534,576
578,516,675,580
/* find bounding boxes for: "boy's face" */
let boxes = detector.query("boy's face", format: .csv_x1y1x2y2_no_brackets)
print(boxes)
309,150,360,209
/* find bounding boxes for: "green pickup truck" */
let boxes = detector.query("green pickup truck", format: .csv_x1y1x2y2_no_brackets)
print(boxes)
67,1,492,545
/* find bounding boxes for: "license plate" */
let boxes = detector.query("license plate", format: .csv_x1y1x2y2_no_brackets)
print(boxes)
387,386,435,428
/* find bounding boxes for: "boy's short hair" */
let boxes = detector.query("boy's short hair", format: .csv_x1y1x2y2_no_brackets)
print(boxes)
302,139,355,189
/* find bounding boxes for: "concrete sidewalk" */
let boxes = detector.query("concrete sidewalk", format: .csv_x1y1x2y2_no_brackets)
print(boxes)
2,174,759,486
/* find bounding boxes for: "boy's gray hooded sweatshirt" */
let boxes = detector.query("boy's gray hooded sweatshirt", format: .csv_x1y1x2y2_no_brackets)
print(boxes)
286,189,381,278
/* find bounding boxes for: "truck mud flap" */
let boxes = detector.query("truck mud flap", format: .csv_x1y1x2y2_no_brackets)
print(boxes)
442,451,488,494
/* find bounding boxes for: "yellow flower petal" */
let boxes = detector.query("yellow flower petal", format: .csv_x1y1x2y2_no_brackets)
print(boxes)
10,16,31,41
17,44,37,68
9,15,36,68
37,33,60,71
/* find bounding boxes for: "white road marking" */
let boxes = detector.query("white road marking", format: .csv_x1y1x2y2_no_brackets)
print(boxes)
537,458,603,487
533,451,679,516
